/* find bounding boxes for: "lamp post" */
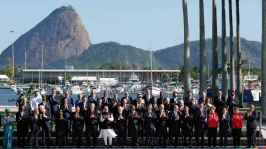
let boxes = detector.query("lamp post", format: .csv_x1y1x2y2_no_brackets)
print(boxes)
10,31,14,78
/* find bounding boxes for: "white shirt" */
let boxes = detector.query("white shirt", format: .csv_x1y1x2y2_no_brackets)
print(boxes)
29,94,42,110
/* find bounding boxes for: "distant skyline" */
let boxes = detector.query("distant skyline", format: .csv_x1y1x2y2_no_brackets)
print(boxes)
0,0,261,54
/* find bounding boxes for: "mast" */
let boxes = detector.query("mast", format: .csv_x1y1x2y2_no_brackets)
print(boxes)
150,44,153,84
25,52,26,69
41,44,43,87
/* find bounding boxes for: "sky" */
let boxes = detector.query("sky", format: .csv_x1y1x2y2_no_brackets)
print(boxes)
0,0,261,53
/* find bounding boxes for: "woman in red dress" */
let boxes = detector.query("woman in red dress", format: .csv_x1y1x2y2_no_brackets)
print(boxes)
231,107,243,148
207,106,219,148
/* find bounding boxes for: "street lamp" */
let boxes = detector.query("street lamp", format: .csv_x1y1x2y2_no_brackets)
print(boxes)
10,31,14,78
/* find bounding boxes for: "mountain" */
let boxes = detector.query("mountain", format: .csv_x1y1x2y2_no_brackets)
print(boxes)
45,42,164,69
0,6,91,68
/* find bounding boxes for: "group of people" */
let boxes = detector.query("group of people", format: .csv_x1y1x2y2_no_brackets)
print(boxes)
1,89,258,148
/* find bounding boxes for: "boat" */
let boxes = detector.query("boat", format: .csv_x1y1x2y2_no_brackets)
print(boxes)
10,85,17,92
54,86,63,94
82,82,88,86
35,88,46,95
127,73,142,91
70,85,82,95
142,85,161,95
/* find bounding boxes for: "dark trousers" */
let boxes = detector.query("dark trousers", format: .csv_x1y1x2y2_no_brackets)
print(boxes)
131,129,139,147
42,126,51,147
117,128,127,146
232,128,241,147
73,129,83,147
158,126,167,147
170,127,180,147
219,128,228,147
195,126,205,147
65,120,71,142
51,111,58,129
247,128,256,147
208,127,217,147
145,127,154,147
29,130,38,147
183,128,192,147
17,126,27,147
87,126,98,147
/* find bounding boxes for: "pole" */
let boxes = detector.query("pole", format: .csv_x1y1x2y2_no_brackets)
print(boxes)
64,57,66,87
25,52,26,69
10,31,14,78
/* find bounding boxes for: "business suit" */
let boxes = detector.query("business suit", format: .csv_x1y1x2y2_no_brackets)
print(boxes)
245,110,257,148
86,109,99,147
19,102,32,115
114,111,128,147
184,97,193,106
134,102,146,138
29,113,40,148
181,113,193,147
39,110,52,147
38,102,51,113
219,113,230,147
88,94,99,105
157,97,165,107
61,103,72,143
128,111,141,147
16,111,29,148
214,96,226,114
143,95,154,106
62,96,74,107
97,103,104,113
48,94,59,119
72,111,85,148
169,111,181,147
110,104,119,118
55,118,67,148
156,110,168,147
194,108,207,147
226,96,239,115
102,96,112,107
164,103,174,112
79,101,88,115
121,96,133,105
143,110,157,147
170,96,180,105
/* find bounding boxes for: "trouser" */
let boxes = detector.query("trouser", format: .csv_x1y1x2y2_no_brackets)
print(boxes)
29,130,38,147
158,126,167,147
232,128,241,147
195,126,205,147
87,126,98,147
170,126,180,147
247,128,256,147
117,128,127,146
73,129,83,147
42,126,51,147
17,130,27,147
219,128,228,147
131,129,139,147
65,120,71,142
208,127,217,147
145,128,154,147
183,129,192,147
51,111,58,129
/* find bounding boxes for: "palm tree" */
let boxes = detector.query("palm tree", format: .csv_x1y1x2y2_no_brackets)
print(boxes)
222,0,228,100
199,0,206,94
261,0,266,118
236,0,242,107
183,0,191,95
229,0,235,91
212,0,218,99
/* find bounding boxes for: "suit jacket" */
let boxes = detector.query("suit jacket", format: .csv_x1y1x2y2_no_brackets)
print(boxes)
194,108,207,129
245,110,257,129
72,112,85,130
29,113,40,132
88,94,99,105
61,103,72,120
181,113,193,130
121,96,133,105
170,97,180,105
169,111,181,129
219,113,230,130
79,101,89,115
62,97,74,107
47,94,59,112
114,111,128,130
16,111,29,130
156,110,168,128
143,95,155,106
75,99,83,107
157,97,165,106
226,96,239,114
164,103,174,112
96,104,104,113
19,102,32,115
101,96,112,107
184,97,193,106
128,111,141,131
39,110,51,129
214,96,226,113
143,110,157,129
134,102,146,113
38,102,51,113
110,104,118,117
86,109,99,127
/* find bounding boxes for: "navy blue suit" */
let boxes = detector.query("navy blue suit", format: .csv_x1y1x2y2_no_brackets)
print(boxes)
48,94,59,118
246,110,257,148
143,95,154,106
88,94,99,105
39,110,52,147
195,108,207,147
219,113,230,147
143,110,157,147
75,99,83,107
19,102,32,115
114,111,128,147
169,111,181,147
61,103,72,142
62,96,74,107
101,96,112,107
29,113,41,147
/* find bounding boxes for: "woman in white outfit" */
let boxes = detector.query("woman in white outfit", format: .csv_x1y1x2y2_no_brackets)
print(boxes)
99,106,117,148
29,91,42,110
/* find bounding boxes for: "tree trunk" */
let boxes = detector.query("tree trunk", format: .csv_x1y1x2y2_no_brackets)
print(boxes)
236,0,242,107
183,0,191,95
212,0,218,99
199,0,206,94
229,0,235,91
222,0,228,100
261,0,266,118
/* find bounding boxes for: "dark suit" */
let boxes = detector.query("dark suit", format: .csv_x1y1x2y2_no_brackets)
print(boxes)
114,111,128,147
88,94,99,105
134,103,146,137
156,110,168,147
157,97,165,107
55,118,67,147
143,95,154,106
16,111,29,148
164,103,174,112
19,102,32,115
128,111,141,147
29,113,40,147
97,103,104,113
121,96,133,105
214,96,226,114
86,109,99,147
181,113,193,147
184,97,193,106
62,97,74,107
170,97,180,105
219,113,230,147
72,112,85,148
38,102,51,113
48,94,59,119
61,103,72,142
194,108,207,147
79,101,88,115
246,110,257,148
169,111,181,147
102,96,112,107
39,110,52,147
143,110,157,147
110,104,118,117
226,96,239,115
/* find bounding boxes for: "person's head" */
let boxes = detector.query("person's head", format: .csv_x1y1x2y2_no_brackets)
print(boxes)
125,92,129,97
199,102,204,108
23,97,28,103
131,105,136,111
103,106,109,112
20,105,25,111
206,97,212,104
231,90,236,96
76,106,80,112
78,93,83,99
165,98,170,104
191,98,197,105
137,97,142,103
217,91,222,97
111,98,117,105
118,106,123,113
179,100,184,107
173,91,178,97
153,98,157,104
104,91,108,97
210,106,216,113
160,92,164,97
146,89,150,95
39,105,45,113
63,97,68,104
5,108,11,116
82,96,87,102
52,89,56,94
147,104,152,110
97,98,102,104
250,104,255,111
35,91,39,97
114,93,118,99
65,91,70,97
42,96,47,102
122,98,127,105
234,107,239,114
173,105,179,112
187,91,192,97
184,106,189,113
222,107,227,114
159,104,164,111
91,89,96,95
137,93,142,99
201,92,206,98
90,103,95,109
58,109,63,116
34,108,39,114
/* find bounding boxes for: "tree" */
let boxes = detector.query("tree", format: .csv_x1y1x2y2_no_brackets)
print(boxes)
236,0,242,106
199,0,207,94
212,0,219,99
182,0,191,94
229,0,235,91
5,57,13,78
261,0,266,118
222,0,228,100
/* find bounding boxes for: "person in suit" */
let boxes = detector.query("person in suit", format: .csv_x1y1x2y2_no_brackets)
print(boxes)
88,89,99,105
86,103,99,148
97,98,104,113
194,101,207,148
245,104,257,148
75,93,83,107
63,91,74,107
16,105,29,148
178,100,185,115
151,98,159,112
214,91,226,114
121,91,132,105
231,107,243,148
38,96,51,113
170,91,180,105
39,105,51,148
181,106,193,148
79,96,88,115
157,92,165,107
47,89,59,122
128,105,141,148
143,89,154,106
114,106,128,148
121,98,130,113
143,104,157,148
198,92,206,104
207,106,219,148
113,93,121,107
28,109,40,148
184,91,193,106
134,96,146,138
204,97,213,114
110,98,119,117
61,97,72,144
19,97,32,115
102,90,112,107
169,105,181,147
219,107,230,148
226,90,239,116
156,104,168,148
55,110,67,148
72,106,84,148
164,98,173,113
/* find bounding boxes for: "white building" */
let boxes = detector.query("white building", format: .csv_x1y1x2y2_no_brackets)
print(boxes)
0,75,10,81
